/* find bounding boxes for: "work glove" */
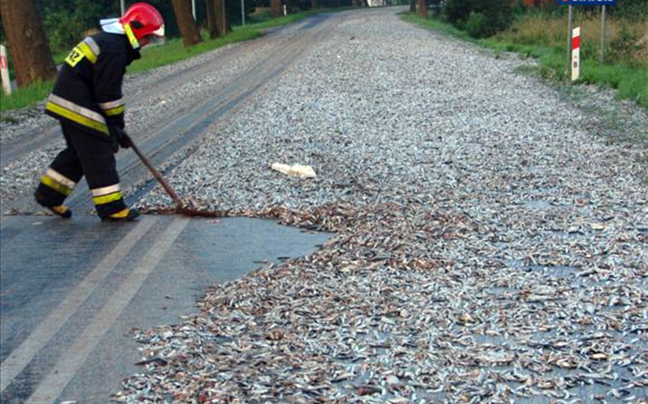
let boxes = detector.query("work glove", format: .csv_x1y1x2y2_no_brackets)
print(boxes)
109,126,132,152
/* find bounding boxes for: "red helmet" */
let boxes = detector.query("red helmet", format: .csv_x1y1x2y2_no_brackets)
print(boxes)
119,3,165,49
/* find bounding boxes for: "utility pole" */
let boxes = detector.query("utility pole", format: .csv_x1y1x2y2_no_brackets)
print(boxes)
120,0,125,15
600,5,606,63
241,0,245,25
566,5,572,76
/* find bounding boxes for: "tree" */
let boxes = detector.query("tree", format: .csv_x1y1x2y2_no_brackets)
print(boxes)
37,0,118,53
214,0,231,36
418,0,427,18
0,0,57,87
409,0,416,12
205,0,218,39
171,0,202,47
270,0,283,17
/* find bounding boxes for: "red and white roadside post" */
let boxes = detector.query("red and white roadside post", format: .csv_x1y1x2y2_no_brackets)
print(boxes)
572,27,581,81
561,0,616,80
0,44,11,95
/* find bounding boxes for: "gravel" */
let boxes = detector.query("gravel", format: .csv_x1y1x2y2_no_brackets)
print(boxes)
2,6,647,403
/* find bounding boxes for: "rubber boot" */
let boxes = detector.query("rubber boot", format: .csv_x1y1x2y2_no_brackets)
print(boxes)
34,191,72,219
101,208,140,222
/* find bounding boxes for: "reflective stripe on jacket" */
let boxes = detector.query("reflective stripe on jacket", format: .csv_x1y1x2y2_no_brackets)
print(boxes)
45,33,140,138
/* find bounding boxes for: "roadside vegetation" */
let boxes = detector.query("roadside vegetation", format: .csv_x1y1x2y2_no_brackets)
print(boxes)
404,0,648,110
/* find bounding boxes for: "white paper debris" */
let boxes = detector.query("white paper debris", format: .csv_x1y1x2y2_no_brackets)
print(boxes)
271,163,316,178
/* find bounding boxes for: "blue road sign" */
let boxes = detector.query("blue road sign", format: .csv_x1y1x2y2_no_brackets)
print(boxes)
558,0,616,5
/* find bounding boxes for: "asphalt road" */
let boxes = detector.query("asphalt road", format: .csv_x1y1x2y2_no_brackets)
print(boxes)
0,12,336,404
0,215,330,403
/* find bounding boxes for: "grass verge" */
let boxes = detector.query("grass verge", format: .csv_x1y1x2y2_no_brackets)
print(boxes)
402,12,648,111
0,81,54,114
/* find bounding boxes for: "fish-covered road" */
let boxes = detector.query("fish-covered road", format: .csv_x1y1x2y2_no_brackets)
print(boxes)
2,5,648,404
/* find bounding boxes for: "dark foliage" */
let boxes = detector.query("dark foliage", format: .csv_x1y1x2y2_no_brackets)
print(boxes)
30,0,179,53
443,0,516,38
606,0,648,21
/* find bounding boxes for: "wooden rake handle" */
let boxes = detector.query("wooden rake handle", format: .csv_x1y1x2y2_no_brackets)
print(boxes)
126,136,183,206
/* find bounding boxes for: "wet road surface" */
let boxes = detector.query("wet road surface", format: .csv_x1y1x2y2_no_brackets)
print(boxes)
1,215,330,403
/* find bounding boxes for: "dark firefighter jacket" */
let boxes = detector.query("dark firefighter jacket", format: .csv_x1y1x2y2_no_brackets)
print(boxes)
45,32,140,139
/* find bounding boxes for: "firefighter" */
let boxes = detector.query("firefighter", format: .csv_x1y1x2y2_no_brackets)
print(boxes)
34,3,165,222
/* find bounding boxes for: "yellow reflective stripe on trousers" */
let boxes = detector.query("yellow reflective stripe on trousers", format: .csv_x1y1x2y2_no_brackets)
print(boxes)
45,168,76,189
45,102,109,135
91,184,121,196
92,191,123,205
41,175,73,196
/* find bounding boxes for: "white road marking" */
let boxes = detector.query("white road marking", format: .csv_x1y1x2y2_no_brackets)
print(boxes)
24,216,189,404
0,217,155,393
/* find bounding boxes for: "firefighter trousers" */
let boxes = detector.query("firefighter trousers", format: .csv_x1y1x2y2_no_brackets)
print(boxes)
35,121,128,219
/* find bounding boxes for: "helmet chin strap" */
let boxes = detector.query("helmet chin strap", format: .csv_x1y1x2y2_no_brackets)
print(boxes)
100,18,141,50
124,24,141,49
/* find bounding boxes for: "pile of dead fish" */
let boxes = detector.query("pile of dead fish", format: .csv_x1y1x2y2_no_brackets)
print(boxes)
96,7,648,404
114,200,647,403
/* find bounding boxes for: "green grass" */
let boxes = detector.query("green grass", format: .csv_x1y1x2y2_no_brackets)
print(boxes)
0,9,333,114
403,12,648,111
579,61,648,108
0,81,54,114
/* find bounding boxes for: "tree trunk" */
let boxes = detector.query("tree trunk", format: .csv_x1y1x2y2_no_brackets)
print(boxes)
409,0,416,13
171,0,202,47
270,0,283,17
205,0,218,39
311,0,320,10
214,0,230,36
0,0,57,87
418,0,427,18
